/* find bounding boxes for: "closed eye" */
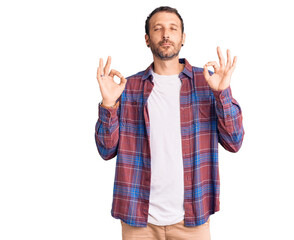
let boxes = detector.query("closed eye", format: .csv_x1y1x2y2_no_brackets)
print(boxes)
154,28,177,31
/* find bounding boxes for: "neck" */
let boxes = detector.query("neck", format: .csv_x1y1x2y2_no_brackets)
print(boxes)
152,56,184,75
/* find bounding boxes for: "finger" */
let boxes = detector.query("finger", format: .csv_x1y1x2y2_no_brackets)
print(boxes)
99,58,103,72
227,56,237,76
97,59,102,82
97,66,100,80
233,56,237,66
226,49,231,70
205,61,220,72
96,64,100,78
109,69,127,85
230,56,237,72
98,58,104,78
109,69,123,79
119,76,128,86
217,46,225,67
97,69,102,87
104,56,111,76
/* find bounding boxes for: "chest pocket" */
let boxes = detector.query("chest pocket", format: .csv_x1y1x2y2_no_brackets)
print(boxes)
123,100,141,124
196,97,213,122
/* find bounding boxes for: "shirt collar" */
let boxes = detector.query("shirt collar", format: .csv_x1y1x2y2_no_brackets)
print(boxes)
142,58,193,81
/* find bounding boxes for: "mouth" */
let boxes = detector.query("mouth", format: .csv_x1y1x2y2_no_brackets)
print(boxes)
161,43,172,46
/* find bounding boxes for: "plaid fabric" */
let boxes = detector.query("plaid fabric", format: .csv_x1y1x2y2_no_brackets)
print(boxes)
95,58,245,227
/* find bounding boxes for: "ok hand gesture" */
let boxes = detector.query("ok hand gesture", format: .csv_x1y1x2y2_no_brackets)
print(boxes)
97,56,127,106
203,46,237,91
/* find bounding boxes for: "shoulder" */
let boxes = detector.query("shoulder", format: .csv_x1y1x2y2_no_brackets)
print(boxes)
123,70,147,92
125,70,145,81
121,70,146,99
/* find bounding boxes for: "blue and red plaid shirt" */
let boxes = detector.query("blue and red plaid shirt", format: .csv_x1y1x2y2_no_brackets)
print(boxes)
95,58,245,227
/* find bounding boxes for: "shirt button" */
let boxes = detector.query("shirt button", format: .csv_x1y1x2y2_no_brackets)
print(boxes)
226,114,230,118
106,130,110,134
106,112,110,117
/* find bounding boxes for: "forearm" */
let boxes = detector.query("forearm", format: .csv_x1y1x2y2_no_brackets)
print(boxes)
94,101,120,160
212,86,245,152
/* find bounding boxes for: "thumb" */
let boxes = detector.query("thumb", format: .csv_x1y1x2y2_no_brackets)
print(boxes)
203,64,210,81
119,76,127,86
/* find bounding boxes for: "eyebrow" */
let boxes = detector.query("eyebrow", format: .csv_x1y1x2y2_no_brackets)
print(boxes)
153,23,179,28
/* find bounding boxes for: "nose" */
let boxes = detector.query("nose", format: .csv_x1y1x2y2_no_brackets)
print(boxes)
162,29,170,39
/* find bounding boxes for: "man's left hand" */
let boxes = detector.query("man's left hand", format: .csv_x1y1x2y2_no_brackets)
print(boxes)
203,46,237,91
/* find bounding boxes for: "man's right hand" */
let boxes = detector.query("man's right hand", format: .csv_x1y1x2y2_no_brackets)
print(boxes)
96,56,127,107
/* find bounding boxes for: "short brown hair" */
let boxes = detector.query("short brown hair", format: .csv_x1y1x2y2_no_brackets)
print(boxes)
145,6,184,37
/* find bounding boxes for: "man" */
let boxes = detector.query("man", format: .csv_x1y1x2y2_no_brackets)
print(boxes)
95,6,244,240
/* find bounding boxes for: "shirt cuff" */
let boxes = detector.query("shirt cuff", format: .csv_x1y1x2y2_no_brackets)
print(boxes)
211,86,233,105
98,101,119,124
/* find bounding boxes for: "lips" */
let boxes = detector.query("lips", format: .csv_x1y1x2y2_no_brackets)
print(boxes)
161,42,172,46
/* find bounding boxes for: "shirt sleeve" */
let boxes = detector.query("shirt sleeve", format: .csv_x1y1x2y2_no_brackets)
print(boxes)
211,86,245,152
94,98,120,160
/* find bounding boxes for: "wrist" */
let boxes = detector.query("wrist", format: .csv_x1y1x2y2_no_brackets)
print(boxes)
101,101,116,107
100,100,119,109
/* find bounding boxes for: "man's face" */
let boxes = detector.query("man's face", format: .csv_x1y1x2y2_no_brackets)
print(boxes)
145,11,185,60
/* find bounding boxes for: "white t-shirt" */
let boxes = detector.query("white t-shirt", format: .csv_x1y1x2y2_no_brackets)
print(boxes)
147,68,185,226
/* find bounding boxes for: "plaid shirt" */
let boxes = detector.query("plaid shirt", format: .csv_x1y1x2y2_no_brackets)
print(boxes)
95,58,245,227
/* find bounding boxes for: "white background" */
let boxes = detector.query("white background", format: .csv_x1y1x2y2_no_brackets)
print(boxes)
1,0,293,239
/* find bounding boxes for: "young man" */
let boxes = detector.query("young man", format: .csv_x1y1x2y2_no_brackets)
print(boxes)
95,6,244,240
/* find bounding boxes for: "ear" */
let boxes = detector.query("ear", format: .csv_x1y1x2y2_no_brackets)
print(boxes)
145,34,149,47
182,32,186,46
